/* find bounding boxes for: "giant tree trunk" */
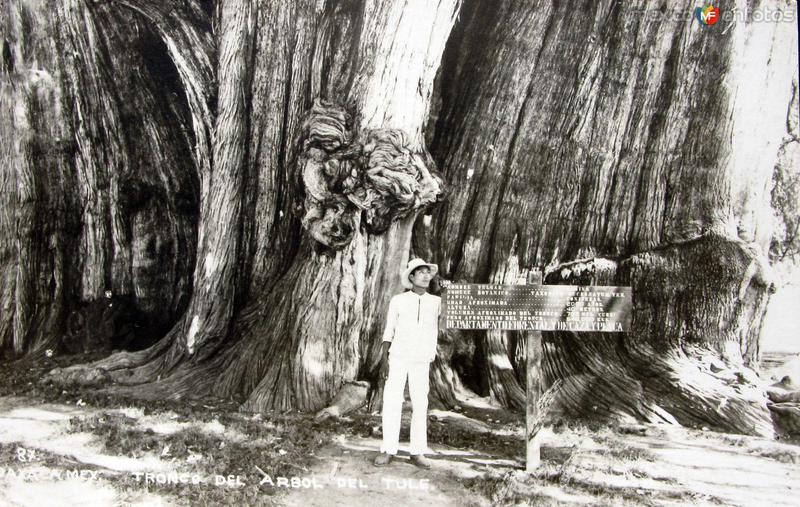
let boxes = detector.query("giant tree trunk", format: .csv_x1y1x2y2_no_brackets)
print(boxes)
420,0,797,436
1,0,203,355
2,0,798,437
208,0,459,412
8,0,461,412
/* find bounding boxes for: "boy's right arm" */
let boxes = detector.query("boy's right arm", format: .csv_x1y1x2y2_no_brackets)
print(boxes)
379,297,398,379
379,341,391,379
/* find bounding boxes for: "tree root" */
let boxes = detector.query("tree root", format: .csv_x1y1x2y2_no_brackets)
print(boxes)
314,381,370,421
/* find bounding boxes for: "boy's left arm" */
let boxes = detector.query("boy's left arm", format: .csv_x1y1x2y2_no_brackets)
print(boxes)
437,297,444,333
433,297,444,360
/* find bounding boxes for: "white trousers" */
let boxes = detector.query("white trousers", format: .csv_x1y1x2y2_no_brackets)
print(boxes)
380,356,430,456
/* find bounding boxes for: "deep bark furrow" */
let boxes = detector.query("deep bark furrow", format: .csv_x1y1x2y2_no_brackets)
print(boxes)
113,0,215,183
1,0,199,354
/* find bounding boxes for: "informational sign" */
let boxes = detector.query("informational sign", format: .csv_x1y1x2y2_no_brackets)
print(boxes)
443,284,632,332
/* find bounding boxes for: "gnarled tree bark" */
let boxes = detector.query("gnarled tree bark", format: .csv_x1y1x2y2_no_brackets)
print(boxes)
3,0,798,438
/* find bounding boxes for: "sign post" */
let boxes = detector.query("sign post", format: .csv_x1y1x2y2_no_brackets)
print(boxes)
525,270,543,472
442,275,632,472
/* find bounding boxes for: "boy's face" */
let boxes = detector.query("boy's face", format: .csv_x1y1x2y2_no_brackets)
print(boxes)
409,266,433,290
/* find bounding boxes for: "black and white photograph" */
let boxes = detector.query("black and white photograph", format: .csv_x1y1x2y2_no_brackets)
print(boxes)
1,0,799,505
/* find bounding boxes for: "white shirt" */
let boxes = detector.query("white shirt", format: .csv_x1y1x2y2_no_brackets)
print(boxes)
382,291,441,362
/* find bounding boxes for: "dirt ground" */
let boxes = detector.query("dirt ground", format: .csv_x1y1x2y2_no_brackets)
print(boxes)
1,392,799,507
1,350,799,506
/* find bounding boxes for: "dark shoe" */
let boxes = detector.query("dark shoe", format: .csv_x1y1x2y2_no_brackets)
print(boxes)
373,452,393,466
410,454,432,469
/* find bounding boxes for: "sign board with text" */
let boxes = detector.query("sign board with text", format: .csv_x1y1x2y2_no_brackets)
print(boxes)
443,284,632,332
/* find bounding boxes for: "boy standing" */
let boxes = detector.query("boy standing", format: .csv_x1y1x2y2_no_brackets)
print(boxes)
373,258,441,469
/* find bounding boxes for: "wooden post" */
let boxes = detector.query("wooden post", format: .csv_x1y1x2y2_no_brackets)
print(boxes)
526,269,543,472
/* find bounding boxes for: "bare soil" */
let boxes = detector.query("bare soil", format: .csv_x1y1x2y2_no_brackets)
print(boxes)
1,354,799,506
